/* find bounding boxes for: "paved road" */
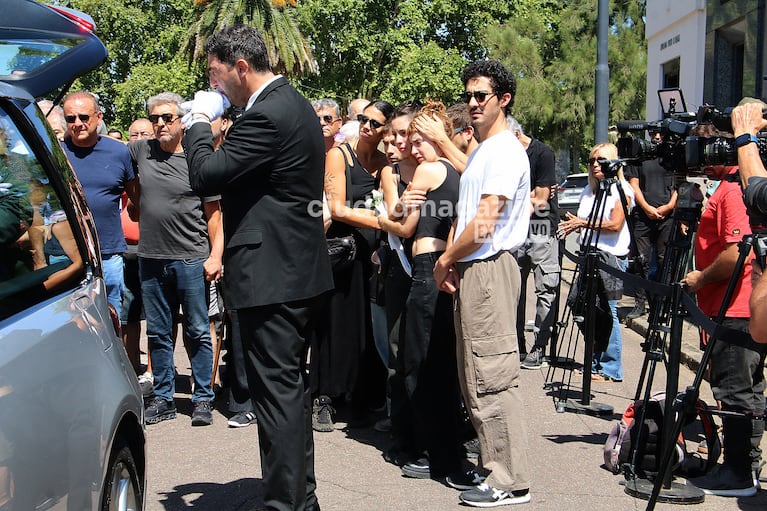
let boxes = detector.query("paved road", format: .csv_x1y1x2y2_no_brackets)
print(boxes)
141,268,766,510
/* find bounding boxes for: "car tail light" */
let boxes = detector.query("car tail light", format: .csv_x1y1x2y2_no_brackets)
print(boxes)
48,5,95,32
107,303,121,337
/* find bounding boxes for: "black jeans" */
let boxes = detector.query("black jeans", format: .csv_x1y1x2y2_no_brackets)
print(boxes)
385,254,416,454
709,317,767,475
402,252,463,476
632,211,673,303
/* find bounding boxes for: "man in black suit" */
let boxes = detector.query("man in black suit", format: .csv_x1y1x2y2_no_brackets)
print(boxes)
182,24,333,511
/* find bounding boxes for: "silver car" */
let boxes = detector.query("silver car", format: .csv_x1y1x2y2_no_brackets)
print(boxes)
557,172,589,219
0,1,146,509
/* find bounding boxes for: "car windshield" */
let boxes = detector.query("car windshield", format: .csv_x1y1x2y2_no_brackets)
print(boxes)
0,37,84,77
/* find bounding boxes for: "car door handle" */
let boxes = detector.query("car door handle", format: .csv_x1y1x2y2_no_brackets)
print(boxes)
75,294,92,311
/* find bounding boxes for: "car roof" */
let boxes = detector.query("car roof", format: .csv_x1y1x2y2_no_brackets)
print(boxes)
0,0,106,98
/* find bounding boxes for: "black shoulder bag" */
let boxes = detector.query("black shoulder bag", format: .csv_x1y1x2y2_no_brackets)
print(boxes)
327,144,357,272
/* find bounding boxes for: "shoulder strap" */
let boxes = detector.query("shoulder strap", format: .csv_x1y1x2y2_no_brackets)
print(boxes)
337,143,354,203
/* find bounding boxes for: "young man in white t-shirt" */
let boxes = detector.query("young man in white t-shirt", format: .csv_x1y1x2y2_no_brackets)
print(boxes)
433,60,532,507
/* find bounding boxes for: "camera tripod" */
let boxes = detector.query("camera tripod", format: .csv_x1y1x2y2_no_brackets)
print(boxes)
619,181,707,504
547,162,632,415
623,199,766,509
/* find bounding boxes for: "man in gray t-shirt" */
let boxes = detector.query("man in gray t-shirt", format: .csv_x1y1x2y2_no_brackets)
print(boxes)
129,92,223,427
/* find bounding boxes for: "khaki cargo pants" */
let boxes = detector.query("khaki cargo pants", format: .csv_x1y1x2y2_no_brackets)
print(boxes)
455,250,530,492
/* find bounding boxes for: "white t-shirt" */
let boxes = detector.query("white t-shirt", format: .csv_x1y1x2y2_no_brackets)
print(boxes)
576,180,634,257
454,130,531,262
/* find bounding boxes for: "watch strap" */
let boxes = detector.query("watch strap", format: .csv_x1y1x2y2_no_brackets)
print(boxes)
736,133,759,148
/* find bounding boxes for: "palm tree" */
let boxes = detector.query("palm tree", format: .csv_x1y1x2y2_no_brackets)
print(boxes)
184,0,317,76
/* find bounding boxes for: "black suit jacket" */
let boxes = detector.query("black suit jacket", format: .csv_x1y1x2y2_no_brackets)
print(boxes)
184,77,333,309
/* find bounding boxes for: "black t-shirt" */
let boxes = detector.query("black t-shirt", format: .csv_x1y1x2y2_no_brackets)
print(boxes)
527,138,558,232
624,157,675,208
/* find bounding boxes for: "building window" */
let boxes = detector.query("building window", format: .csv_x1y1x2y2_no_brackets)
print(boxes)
662,58,680,89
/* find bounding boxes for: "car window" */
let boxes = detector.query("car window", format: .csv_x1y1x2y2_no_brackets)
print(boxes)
0,107,84,320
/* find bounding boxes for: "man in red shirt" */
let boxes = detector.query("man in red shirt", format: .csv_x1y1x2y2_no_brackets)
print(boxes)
682,155,766,497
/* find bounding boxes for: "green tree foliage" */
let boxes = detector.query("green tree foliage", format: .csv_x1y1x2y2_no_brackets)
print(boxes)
485,0,647,172
63,0,199,130
183,0,316,76
294,0,512,106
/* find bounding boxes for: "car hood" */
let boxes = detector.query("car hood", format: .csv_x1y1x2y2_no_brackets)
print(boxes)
0,0,106,98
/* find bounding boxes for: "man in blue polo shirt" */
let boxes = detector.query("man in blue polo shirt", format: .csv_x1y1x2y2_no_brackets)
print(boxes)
62,91,138,318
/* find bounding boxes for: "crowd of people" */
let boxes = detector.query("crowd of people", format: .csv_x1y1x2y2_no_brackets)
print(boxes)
32,22,767,510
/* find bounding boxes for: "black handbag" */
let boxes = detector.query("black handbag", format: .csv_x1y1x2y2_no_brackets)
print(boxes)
327,235,356,271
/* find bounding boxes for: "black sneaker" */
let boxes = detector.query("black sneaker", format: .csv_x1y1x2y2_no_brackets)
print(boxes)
521,347,547,370
401,457,430,479
463,437,481,460
459,483,531,507
445,469,485,490
191,400,213,426
145,397,176,424
625,301,647,321
312,396,335,432
688,464,757,497
227,410,257,428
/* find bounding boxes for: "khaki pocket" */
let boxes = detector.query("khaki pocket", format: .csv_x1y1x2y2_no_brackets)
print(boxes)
471,335,518,394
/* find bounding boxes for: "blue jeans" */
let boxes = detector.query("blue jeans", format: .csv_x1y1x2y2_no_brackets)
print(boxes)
102,254,125,323
593,257,627,381
140,257,214,403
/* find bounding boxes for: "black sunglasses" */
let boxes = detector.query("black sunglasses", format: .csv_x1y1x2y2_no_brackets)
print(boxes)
357,114,384,129
459,90,495,104
64,113,91,123
588,157,605,165
148,113,178,124
319,114,339,124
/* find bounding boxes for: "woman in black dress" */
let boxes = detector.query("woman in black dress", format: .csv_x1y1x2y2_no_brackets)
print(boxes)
313,100,394,431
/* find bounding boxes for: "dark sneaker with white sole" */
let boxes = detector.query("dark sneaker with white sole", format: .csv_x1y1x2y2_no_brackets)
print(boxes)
312,395,335,432
521,347,547,370
445,469,485,490
459,483,531,507
688,464,757,497
191,400,213,426
227,410,257,428
401,457,430,478
145,397,176,424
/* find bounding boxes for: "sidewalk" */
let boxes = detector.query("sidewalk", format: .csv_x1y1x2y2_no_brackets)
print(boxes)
142,265,767,511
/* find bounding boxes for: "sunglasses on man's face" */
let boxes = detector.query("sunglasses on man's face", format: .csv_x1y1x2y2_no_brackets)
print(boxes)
319,114,339,125
459,90,494,104
357,114,384,129
148,113,178,124
64,113,92,124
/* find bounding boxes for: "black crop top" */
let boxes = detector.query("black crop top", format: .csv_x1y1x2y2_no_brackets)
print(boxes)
414,160,460,241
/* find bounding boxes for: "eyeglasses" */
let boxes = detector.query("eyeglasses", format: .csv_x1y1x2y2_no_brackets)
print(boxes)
64,113,91,124
459,90,495,104
357,114,384,129
148,113,179,124
588,157,605,165
319,114,340,125
453,127,466,135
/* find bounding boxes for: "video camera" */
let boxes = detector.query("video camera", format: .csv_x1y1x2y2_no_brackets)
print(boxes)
616,89,767,174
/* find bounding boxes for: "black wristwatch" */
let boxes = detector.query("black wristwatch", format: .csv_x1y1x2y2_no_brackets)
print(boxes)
735,133,759,148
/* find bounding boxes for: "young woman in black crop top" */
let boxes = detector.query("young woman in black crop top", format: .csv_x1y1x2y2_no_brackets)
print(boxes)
377,101,466,484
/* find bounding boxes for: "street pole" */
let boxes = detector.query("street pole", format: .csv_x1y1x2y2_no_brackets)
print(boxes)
595,0,609,143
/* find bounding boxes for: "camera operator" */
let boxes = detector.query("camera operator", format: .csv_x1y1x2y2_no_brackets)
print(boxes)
624,130,677,320
731,100,767,344
681,125,766,497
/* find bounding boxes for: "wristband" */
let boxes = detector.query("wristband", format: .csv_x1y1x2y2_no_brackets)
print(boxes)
735,133,759,148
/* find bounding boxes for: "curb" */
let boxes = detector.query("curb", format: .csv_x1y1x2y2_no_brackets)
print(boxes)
624,316,703,375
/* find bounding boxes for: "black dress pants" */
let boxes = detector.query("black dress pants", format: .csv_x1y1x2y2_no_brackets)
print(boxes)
231,295,324,511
